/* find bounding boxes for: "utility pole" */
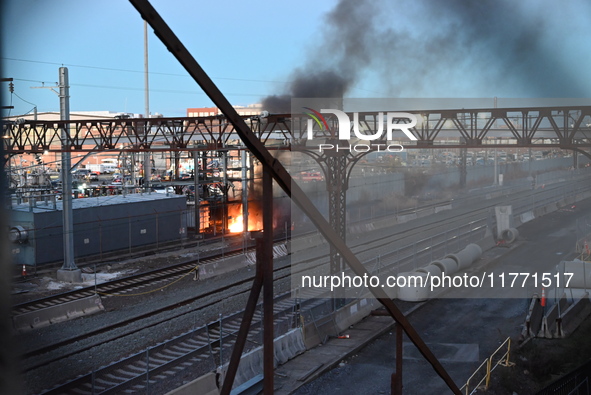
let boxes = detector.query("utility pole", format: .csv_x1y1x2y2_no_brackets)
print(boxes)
241,149,249,236
493,146,498,186
56,67,82,283
1,78,14,110
143,20,151,192
493,98,498,186
193,147,200,235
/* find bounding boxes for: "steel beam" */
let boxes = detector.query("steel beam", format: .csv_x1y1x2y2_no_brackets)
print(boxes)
561,146,591,162
394,324,403,394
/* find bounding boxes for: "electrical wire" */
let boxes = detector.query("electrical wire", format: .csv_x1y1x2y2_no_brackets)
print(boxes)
11,78,269,98
3,57,289,84
70,82,266,97
12,91,37,108
4,57,393,97
96,263,200,297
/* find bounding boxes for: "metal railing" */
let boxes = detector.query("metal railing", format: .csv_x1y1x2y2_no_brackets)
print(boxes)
461,337,515,395
537,359,591,395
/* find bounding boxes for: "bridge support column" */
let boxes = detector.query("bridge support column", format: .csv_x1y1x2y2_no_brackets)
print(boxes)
326,150,348,309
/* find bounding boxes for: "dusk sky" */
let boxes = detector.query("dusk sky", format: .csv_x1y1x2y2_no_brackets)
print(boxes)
2,0,590,118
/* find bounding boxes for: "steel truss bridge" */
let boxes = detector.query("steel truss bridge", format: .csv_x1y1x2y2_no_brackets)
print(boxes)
3,105,591,155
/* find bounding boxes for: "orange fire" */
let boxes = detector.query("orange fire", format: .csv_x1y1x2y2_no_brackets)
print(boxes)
227,205,261,233
228,215,244,233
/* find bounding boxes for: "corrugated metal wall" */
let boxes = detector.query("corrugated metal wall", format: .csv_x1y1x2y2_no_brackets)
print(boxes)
10,195,187,266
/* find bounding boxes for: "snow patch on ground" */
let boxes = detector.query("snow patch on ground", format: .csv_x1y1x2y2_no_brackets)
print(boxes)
81,271,124,285
44,279,67,291
40,269,139,290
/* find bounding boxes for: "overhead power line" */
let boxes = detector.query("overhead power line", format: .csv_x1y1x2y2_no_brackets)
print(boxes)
2,57,289,84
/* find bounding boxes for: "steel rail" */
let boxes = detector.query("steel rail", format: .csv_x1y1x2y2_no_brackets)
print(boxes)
25,180,563,391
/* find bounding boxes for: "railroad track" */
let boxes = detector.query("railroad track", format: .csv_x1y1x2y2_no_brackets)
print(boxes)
37,290,323,395
11,171,561,313
15,175,587,325
9,190,476,318
20,208,475,392
13,250,242,317
20,211,482,369
14,176,585,328
18,175,591,393
36,210,489,394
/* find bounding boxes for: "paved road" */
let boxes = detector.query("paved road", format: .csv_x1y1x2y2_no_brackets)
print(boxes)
294,197,591,395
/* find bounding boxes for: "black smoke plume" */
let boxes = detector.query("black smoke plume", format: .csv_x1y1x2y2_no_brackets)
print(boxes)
262,0,378,112
261,0,588,113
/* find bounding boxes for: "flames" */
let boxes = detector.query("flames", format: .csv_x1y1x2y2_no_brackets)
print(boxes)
228,215,244,233
227,205,261,233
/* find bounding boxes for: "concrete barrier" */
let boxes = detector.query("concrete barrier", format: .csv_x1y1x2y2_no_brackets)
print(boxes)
291,234,326,253
546,202,559,214
274,328,306,365
198,254,249,280
349,223,376,234
559,260,591,289
534,205,549,218
164,372,219,395
217,328,306,390
434,204,452,213
244,243,289,266
13,294,104,331
397,213,417,224
334,298,380,333
197,244,287,279
225,347,264,388
301,298,381,349
540,293,568,338
522,295,543,338
520,211,535,224
373,216,399,230
302,308,337,349
272,244,288,259
231,374,263,395
416,207,434,219
557,293,591,338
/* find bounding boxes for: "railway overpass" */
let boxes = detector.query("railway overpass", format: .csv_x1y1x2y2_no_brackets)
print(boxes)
3,105,591,155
